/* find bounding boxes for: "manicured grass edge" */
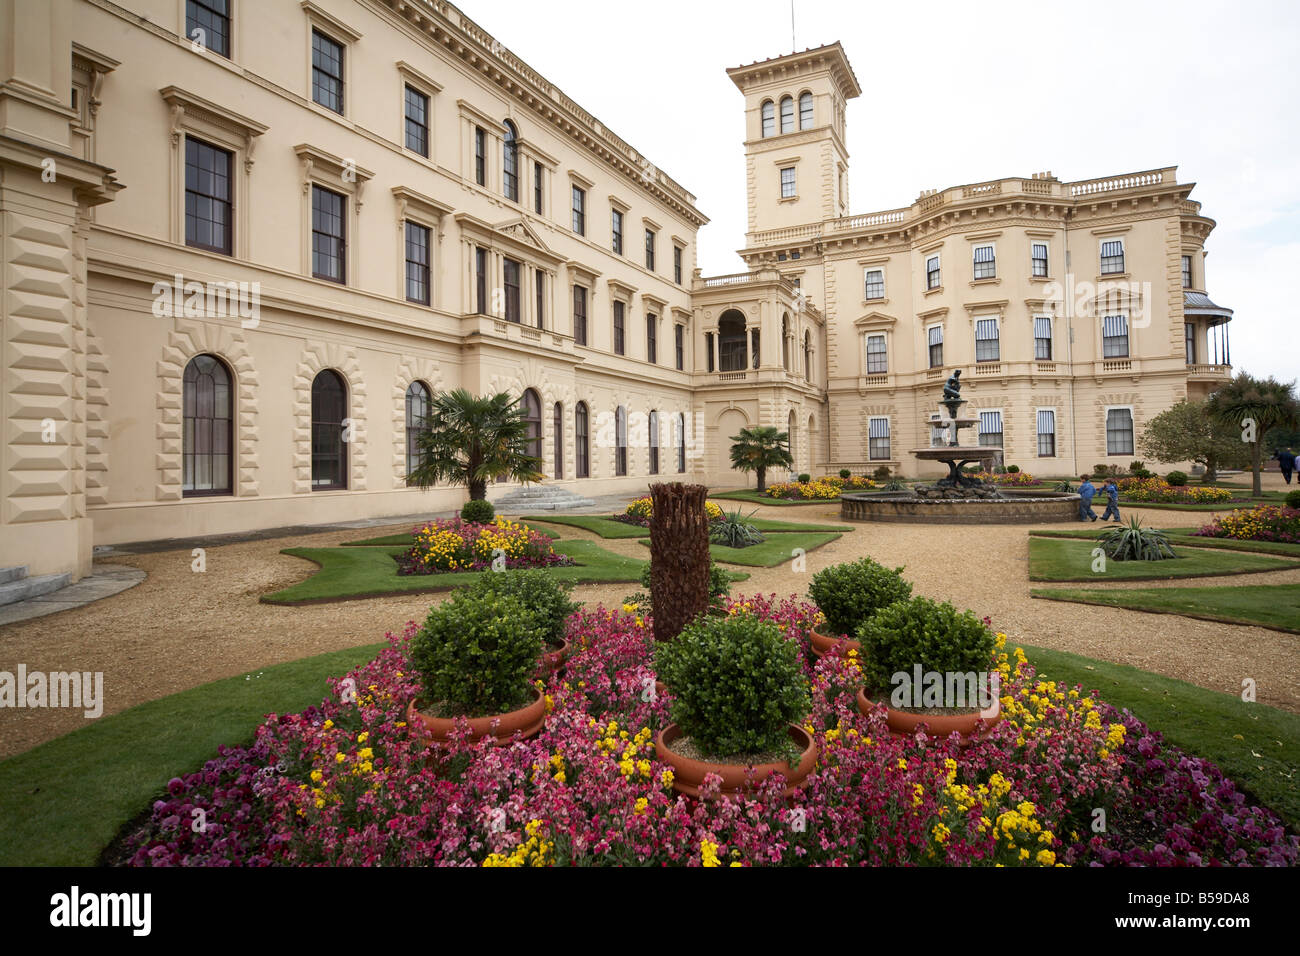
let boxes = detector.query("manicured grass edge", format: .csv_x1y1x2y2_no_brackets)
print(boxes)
1030,587,1300,635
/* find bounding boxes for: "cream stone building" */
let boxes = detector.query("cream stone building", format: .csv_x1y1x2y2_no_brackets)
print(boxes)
0,0,1235,585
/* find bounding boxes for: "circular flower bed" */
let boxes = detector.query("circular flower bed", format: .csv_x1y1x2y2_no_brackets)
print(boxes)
111,594,1297,867
767,475,878,500
614,496,725,528
1116,477,1235,504
397,518,573,574
1194,504,1300,544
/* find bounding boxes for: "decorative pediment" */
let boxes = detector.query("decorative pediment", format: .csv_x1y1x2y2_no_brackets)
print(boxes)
455,213,564,266
854,311,897,330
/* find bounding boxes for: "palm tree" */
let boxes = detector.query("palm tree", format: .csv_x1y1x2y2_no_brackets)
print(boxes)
1206,374,1300,497
407,389,543,500
728,425,794,493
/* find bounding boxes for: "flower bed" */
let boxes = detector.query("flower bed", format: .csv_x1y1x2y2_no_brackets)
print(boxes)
1194,504,1300,544
766,475,877,500
1116,477,1235,504
613,496,725,528
971,471,1043,487
397,518,572,574
113,595,1297,867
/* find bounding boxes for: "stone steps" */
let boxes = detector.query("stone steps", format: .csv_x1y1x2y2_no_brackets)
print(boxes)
491,486,596,511
0,566,72,608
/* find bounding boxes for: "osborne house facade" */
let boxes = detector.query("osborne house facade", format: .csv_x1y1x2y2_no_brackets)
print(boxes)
0,0,1235,583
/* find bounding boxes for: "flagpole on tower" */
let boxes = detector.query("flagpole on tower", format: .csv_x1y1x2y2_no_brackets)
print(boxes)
791,0,796,51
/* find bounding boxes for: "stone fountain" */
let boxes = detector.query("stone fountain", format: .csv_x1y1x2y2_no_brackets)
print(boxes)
837,369,1081,523
910,370,1002,499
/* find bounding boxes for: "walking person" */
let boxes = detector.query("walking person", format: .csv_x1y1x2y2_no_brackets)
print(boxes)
1274,448,1295,485
1100,478,1122,522
1077,474,1098,522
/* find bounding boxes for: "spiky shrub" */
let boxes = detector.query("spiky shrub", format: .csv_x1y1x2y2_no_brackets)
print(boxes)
462,569,578,648
654,613,810,759
409,591,545,717
1055,480,1075,492
1098,517,1178,561
808,557,912,637
709,509,766,548
884,478,907,491
460,499,496,523
855,597,996,698
1165,471,1188,486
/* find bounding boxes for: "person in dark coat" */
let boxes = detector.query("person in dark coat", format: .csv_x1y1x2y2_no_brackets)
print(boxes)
1273,448,1295,485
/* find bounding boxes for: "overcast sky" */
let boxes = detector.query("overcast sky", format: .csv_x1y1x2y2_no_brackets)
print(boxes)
469,0,1300,385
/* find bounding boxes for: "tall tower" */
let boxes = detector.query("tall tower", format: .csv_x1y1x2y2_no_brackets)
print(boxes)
727,43,860,240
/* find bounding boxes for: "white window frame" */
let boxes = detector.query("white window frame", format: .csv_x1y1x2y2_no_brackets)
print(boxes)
1036,407,1057,458
863,267,885,301
1104,405,1136,456
972,242,997,281
1099,237,1126,276
864,332,888,374
779,166,797,200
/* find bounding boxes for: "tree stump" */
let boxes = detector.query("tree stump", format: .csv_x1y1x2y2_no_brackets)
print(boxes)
648,482,711,642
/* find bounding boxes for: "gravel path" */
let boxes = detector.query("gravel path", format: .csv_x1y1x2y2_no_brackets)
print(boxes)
1,495,1296,760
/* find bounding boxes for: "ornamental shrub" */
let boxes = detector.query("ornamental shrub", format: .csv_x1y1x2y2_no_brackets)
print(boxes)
839,468,851,479
461,499,496,523
1165,471,1188,486
855,597,996,697
653,613,809,759
1286,489,1300,509
808,557,912,637
1007,464,1020,474
409,590,545,717
873,465,892,479
798,473,812,484
462,569,579,648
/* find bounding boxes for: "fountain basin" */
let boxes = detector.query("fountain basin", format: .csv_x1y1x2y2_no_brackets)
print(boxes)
840,487,1081,524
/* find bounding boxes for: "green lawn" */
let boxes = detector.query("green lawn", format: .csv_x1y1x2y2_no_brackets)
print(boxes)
1027,537,1298,582
0,642,386,867
1030,527,1300,559
638,531,842,567
262,539,650,604
1020,643,1300,830
523,513,854,539
343,523,557,547
710,488,839,506
1031,583,1300,634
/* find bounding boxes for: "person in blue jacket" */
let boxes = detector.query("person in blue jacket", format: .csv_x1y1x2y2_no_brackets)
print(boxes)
1100,478,1121,522
1077,475,1098,521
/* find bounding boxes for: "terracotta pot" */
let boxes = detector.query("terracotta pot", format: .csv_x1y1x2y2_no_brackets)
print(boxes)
537,636,570,678
655,723,818,798
406,687,546,746
809,629,860,660
857,687,1001,744
654,680,667,699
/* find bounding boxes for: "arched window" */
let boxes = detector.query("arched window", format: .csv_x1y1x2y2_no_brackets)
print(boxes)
718,309,747,372
648,410,659,475
615,405,628,476
521,388,542,463
182,353,232,496
575,402,590,478
552,401,564,479
782,313,791,371
760,99,775,137
779,95,794,134
799,92,813,129
803,330,812,382
675,412,687,473
405,380,430,483
311,369,348,490
502,119,519,202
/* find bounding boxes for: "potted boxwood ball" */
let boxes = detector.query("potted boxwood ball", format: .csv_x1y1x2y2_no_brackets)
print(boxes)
807,557,912,659
855,596,999,742
463,570,580,677
405,589,548,744
653,613,815,798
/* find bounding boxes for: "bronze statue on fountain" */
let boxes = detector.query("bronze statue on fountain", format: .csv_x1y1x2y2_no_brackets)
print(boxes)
911,369,1003,497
